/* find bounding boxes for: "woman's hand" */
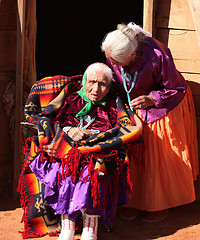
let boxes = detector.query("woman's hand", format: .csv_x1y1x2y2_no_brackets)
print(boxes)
68,127,93,141
130,95,155,110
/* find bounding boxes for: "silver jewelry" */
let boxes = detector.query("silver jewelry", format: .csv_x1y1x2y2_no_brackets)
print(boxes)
138,104,142,109
121,67,138,111
78,115,95,129
62,126,72,134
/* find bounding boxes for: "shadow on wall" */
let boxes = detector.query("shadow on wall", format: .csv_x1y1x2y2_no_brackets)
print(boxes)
155,0,171,45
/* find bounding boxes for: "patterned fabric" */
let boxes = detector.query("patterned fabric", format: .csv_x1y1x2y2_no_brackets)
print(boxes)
24,75,82,145
18,75,143,238
18,171,60,239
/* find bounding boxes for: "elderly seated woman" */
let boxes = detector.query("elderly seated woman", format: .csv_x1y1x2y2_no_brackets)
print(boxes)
28,63,130,240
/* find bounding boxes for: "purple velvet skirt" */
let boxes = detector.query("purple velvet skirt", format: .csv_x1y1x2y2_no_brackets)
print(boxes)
29,154,129,224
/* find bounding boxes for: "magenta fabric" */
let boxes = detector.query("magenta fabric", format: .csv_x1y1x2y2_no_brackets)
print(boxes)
52,91,117,131
107,37,187,124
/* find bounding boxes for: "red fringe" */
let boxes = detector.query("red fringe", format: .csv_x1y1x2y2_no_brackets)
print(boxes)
90,169,101,208
48,230,59,237
126,163,133,191
62,144,83,182
23,137,32,155
17,137,59,239
61,145,133,210
18,230,59,239
18,230,43,239
18,138,133,238
57,172,60,186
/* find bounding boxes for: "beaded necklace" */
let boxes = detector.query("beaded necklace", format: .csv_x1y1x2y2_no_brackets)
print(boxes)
121,67,138,111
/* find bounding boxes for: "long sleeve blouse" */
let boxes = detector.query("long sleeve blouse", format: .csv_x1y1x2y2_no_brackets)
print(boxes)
108,37,187,124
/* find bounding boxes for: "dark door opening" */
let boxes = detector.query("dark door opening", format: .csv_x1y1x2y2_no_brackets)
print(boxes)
36,1,143,80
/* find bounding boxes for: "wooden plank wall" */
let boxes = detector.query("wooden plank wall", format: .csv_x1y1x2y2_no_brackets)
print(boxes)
0,0,17,198
187,0,200,49
155,0,200,198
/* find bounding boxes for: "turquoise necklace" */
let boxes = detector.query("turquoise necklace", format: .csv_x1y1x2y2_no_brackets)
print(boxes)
121,67,138,111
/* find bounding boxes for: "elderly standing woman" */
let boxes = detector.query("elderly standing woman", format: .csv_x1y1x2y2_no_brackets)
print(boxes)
29,62,130,240
101,23,199,222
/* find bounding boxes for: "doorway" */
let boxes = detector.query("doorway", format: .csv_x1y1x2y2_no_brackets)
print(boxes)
36,0,143,79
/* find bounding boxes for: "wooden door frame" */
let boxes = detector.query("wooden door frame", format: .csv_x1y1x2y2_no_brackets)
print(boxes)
14,0,25,199
143,0,156,36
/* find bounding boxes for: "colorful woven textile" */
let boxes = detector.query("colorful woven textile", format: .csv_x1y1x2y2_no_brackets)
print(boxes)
18,171,60,239
18,75,143,238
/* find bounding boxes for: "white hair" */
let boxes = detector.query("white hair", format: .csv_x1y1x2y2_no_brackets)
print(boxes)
86,62,113,84
101,23,151,62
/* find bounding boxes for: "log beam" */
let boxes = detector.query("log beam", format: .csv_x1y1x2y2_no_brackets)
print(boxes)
143,0,156,36
14,0,25,199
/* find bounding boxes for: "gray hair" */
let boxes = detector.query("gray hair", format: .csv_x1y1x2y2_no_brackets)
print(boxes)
101,23,150,62
86,62,113,84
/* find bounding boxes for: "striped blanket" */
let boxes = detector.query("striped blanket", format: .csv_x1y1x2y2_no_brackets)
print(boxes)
18,75,143,238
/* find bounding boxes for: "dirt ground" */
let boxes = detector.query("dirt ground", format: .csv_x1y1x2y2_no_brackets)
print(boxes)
1,198,200,240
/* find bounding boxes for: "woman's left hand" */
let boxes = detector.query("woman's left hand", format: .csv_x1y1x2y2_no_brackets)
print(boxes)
130,95,155,110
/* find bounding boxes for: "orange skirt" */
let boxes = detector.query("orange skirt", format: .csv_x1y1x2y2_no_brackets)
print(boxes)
127,86,199,211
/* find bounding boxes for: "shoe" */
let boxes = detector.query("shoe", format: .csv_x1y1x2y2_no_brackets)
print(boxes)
142,210,168,223
120,208,142,220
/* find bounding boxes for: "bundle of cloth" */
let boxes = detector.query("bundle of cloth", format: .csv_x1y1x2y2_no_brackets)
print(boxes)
18,63,142,239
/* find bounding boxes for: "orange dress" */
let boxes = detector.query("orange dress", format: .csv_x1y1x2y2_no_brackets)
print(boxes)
127,86,199,211
108,37,199,211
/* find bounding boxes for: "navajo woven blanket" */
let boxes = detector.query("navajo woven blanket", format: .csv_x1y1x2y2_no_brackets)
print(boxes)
18,75,143,238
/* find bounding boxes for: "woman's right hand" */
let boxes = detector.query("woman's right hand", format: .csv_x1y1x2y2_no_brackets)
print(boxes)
130,95,155,110
68,127,93,141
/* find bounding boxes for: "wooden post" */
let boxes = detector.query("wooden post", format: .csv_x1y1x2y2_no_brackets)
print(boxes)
143,0,156,36
14,0,25,199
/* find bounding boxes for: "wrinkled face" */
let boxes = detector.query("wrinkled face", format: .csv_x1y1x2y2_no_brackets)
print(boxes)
85,70,109,102
105,49,135,66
